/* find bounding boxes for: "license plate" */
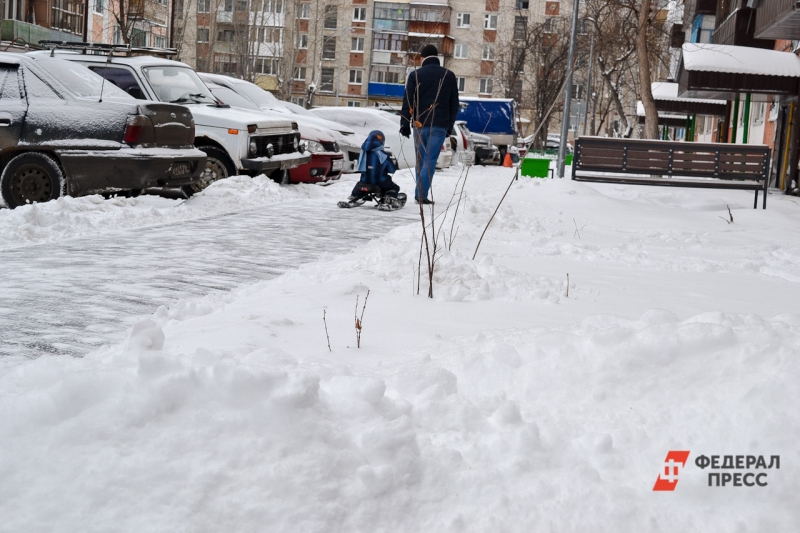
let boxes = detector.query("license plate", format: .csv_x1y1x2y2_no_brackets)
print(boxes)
332,159,343,171
171,162,191,176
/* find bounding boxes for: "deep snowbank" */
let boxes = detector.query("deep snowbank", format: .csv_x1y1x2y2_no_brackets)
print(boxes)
2,166,800,531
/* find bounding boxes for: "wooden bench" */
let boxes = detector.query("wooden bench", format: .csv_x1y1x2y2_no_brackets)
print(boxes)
572,137,770,209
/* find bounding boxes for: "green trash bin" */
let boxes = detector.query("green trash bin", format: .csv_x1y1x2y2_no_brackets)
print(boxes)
520,150,573,179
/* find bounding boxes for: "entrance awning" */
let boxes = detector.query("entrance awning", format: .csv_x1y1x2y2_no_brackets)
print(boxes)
677,43,800,101
637,101,688,128
650,82,727,116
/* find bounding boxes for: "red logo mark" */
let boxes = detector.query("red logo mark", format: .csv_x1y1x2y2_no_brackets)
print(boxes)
653,451,690,491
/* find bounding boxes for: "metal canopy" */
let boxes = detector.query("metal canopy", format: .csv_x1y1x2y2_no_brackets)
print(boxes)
650,82,728,116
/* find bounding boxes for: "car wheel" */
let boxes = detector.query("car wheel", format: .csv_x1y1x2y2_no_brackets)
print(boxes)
182,146,235,197
271,169,291,185
475,154,482,165
0,152,65,209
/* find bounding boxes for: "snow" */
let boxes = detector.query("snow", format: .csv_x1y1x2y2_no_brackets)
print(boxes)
651,81,725,105
0,174,331,250
636,101,687,119
2,165,800,530
682,43,800,77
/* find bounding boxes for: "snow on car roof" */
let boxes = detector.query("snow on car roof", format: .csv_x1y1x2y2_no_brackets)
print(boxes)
27,49,189,69
681,43,800,77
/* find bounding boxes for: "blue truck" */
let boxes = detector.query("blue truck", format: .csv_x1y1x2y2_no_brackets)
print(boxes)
457,98,518,159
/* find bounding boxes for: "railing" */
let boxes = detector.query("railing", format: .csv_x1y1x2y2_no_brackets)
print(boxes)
1,19,82,45
755,0,800,39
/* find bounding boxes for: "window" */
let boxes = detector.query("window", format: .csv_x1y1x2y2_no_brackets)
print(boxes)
517,0,529,8
351,37,364,52
456,76,465,92
197,28,209,42
153,35,166,48
514,16,527,40
349,70,363,84
753,102,766,124
258,27,282,43
353,7,366,21
320,68,335,92
264,0,282,13
22,70,62,100
51,0,85,36
484,13,497,29
373,32,406,52
479,78,493,94
322,36,336,60
292,97,305,106
347,100,361,107
456,12,470,27
294,66,307,80
370,66,404,84
511,48,525,72
131,28,148,47
482,44,494,60
0,67,22,100
256,58,280,75
324,5,337,29
198,0,210,12
454,44,468,59
298,2,309,18
93,0,104,14
296,33,308,49
217,29,235,42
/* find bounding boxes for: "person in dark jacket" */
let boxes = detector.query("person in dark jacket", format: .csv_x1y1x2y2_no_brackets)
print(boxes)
400,44,460,205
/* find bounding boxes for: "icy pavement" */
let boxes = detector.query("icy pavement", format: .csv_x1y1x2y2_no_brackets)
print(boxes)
0,201,415,361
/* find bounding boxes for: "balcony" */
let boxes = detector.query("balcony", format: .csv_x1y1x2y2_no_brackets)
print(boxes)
712,7,775,48
407,34,453,57
670,23,684,47
1,19,82,46
755,0,800,39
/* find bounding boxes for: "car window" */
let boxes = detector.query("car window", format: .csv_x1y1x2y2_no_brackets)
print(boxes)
0,66,22,100
142,66,216,104
22,68,63,100
209,86,259,110
88,65,145,99
232,81,283,109
33,59,131,100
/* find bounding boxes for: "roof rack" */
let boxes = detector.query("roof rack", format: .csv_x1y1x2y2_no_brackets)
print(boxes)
38,41,177,57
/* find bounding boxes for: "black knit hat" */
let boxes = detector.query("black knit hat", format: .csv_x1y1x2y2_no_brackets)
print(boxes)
419,44,438,58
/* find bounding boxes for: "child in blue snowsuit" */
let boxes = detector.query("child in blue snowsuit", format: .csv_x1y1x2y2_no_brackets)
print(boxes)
340,130,405,210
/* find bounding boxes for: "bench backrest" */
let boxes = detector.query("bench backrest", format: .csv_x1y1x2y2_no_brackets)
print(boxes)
573,137,770,181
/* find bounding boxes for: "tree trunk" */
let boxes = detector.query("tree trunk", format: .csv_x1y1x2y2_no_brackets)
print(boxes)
637,0,658,139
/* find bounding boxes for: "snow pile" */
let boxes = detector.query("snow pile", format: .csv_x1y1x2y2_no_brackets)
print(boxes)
3,165,800,530
1,309,797,531
0,175,350,250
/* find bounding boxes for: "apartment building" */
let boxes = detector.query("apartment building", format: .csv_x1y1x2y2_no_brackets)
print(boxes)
1,0,87,48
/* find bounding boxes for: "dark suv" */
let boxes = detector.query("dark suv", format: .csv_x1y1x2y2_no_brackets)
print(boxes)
0,53,206,208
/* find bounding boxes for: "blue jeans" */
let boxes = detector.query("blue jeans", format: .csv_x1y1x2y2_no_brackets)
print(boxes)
413,126,447,200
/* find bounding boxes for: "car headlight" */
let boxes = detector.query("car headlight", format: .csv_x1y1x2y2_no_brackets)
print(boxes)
293,134,300,150
249,139,257,156
306,140,324,153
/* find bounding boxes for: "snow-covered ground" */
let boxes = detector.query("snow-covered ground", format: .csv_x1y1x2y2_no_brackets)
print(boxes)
1,165,799,531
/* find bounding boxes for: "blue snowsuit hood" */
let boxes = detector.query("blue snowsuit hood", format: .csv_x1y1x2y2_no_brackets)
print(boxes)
356,130,396,185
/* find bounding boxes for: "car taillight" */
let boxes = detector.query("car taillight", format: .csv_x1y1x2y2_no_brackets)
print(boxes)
123,115,155,146
462,132,467,149
189,119,196,144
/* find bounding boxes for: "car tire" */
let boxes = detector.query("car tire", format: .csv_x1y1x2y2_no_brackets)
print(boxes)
182,145,236,197
475,154,482,165
0,152,65,209
271,169,291,185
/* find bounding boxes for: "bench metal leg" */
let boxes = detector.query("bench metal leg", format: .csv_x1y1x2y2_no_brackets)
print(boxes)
763,182,768,210
754,190,758,209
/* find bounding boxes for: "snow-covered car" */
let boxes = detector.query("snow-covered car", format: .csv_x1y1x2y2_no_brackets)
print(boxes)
198,73,362,173
308,107,455,171
469,129,500,165
201,78,343,184
29,47,309,194
0,53,206,209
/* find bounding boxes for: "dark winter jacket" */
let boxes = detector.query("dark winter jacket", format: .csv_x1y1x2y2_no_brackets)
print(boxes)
357,130,397,186
400,57,460,133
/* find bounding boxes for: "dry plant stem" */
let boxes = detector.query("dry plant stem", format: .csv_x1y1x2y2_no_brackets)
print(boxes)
323,309,331,352
472,167,519,260
566,273,570,297
449,166,470,250
727,204,734,223
573,218,581,239
354,290,370,348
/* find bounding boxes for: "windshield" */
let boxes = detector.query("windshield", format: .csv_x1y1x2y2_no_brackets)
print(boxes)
232,82,284,110
281,101,312,116
142,66,216,104
209,86,260,110
35,59,132,100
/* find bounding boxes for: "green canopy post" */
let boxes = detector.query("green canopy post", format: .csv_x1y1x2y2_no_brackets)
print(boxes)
731,96,740,143
742,93,751,144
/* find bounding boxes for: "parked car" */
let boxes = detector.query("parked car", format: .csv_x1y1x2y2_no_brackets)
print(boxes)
308,107,454,171
0,53,206,209
466,126,500,165
30,46,309,194
453,121,476,166
201,78,343,184
197,74,363,173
